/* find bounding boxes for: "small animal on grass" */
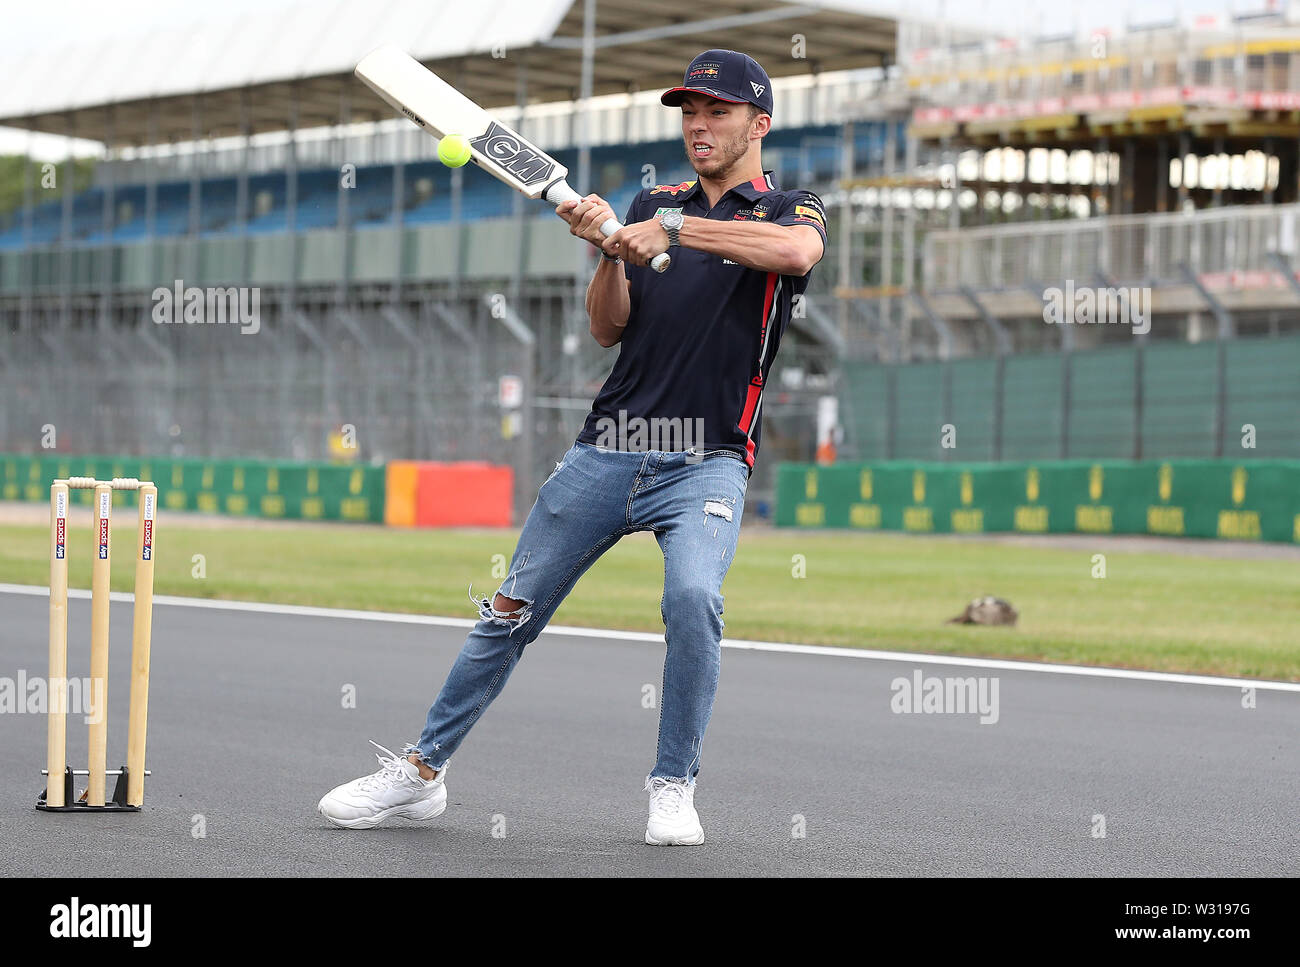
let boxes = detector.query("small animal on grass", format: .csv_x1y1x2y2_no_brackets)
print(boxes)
946,596,1018,626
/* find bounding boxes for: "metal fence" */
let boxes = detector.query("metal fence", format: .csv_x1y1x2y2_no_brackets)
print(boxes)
0,281,829,520
924,202,1300,290
0,285,598,519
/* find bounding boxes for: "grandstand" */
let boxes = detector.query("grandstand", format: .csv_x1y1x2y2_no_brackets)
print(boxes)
0,125,881,248
867,6,1300,346
0,0,904,518
1,0,1297,522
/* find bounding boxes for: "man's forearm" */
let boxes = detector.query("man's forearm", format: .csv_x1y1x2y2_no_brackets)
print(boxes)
587,257,631,348
677,217,820,276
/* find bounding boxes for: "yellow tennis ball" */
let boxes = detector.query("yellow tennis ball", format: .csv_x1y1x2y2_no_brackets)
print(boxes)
438,135,471,168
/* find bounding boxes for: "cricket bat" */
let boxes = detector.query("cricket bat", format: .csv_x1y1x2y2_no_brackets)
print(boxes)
355,45,670,273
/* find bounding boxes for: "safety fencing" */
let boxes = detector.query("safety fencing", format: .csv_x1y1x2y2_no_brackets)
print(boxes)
775,458,1300,543
838,333,1300,463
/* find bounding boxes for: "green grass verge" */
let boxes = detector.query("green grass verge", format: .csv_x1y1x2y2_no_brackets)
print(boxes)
2,522,1296,681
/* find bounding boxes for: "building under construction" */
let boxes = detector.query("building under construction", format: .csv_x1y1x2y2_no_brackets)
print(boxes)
831,7,1300,463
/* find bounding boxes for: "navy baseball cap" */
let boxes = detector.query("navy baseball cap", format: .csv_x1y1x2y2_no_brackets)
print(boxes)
661,49,774,116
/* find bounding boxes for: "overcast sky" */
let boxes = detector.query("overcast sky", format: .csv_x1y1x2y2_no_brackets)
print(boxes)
1,0,1287,156
7,0,1275,49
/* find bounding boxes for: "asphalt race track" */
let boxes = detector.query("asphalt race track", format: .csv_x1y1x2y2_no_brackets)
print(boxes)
1,587,1296,877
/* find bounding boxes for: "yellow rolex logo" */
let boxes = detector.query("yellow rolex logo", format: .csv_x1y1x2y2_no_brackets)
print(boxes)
1026,467,1039,502
912,470,926,504
1089,465,1104,501
804,470,818,500
1232,467,1247,506
960,471,973,506
859,469,873,501
1159,463,1172,502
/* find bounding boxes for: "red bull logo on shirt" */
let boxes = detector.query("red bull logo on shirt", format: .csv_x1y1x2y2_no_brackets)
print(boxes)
651,181,696,195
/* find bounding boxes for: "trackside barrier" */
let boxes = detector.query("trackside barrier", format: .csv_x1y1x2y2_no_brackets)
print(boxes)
775,459,1300,544
2,456,383,523
3,455,515,527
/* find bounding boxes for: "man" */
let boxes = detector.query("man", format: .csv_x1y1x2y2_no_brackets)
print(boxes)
319,49,827,845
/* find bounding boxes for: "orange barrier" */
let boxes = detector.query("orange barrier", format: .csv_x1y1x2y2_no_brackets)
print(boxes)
384,461,420,527
404,462,513,527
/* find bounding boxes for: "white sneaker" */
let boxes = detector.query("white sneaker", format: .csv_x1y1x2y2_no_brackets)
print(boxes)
318,741,447,829
645,776,705,846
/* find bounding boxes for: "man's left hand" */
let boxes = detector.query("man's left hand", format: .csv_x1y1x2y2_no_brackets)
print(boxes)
605,219,670,267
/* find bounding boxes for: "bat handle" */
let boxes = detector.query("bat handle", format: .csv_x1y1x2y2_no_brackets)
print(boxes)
548,182,670,274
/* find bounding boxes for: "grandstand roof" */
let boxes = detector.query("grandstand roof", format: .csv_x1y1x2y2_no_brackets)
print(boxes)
0,0,898,146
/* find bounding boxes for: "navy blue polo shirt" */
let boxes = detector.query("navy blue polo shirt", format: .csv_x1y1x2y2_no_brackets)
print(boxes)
576,172,828,473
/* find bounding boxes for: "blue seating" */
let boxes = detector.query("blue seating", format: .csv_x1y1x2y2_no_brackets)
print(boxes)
0,124,877,249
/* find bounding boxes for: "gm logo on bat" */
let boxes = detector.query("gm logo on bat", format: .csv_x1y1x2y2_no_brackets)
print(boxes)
401,106,429,129
469,122,556,186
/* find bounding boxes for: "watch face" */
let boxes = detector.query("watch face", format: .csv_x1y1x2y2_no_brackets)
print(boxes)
661,209,683,229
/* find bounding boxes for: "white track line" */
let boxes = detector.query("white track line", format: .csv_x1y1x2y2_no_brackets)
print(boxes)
2,582,1297,692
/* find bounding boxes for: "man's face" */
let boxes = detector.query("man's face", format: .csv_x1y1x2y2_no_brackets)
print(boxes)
679,94,764,180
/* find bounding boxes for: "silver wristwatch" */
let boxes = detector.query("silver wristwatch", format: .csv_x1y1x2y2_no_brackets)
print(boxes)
658,208,683,248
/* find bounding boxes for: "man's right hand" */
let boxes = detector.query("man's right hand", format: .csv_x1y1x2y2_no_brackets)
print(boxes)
556,194,619,254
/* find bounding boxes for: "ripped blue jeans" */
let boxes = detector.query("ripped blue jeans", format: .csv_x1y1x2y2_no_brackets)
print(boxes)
411,440,749,784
